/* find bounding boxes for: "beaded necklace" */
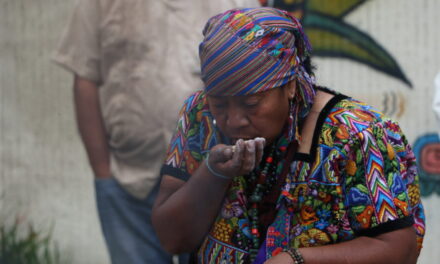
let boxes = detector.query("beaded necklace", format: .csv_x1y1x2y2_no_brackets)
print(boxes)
246,145,280,262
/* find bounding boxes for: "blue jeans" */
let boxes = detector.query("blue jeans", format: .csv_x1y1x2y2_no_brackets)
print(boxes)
95,178,189,264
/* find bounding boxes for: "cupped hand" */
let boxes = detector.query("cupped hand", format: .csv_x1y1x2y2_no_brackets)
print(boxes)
208,137,266,178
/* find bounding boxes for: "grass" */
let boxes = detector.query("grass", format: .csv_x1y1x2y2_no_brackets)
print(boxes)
0,219,61,264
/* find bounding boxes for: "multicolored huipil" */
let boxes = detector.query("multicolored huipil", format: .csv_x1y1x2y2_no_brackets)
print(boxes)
161,88,425,264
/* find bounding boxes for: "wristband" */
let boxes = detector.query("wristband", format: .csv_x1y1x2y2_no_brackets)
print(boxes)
284,248,305,264
205,153,232,180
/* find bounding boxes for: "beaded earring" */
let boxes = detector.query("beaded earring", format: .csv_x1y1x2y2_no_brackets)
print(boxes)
287,81,302,143
288,99,295,141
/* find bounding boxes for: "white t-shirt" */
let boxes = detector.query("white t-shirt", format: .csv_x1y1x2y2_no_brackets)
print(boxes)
53,0,260,198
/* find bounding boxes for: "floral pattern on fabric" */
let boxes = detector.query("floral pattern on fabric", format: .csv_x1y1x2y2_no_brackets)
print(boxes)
162,90,425,263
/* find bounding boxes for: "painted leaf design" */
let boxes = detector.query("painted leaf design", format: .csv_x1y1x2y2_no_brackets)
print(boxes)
263,0,412,87
308,0,367,18
304,13,411,86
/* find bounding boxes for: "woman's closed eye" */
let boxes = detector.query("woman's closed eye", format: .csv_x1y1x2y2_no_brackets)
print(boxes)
243,100,259,108
212,103,227,109
242,97,261,108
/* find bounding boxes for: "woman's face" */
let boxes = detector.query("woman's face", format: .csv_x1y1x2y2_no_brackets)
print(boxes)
207,85,295,145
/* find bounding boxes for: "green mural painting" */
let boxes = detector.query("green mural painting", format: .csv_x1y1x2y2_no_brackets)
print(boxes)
260,0,412,87
259,1,439,197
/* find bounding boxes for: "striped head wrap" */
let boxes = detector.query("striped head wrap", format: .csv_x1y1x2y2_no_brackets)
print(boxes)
199,7,315,98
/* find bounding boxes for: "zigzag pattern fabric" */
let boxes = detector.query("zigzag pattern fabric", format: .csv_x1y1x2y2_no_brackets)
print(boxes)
161,89,425,263
328,102,404,222
199,7,314,96
163,92,220,175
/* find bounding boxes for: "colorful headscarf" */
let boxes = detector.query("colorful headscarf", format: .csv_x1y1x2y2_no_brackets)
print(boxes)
199,7,316,142
199,7,315,97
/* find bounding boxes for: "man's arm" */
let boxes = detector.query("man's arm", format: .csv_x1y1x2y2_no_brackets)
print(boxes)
73,75,110,179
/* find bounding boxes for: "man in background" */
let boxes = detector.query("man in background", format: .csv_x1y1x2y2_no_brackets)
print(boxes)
52,0,259,263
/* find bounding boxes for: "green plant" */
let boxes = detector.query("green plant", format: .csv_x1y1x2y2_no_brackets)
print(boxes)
0,220,60,264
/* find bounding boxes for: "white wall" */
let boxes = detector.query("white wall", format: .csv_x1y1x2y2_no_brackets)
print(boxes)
0,1,109,263
0,0,439,263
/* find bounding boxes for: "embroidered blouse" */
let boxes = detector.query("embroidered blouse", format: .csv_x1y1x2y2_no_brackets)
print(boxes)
161,89,425,264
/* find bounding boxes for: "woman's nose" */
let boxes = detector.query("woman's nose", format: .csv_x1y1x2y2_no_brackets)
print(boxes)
226,106,249,129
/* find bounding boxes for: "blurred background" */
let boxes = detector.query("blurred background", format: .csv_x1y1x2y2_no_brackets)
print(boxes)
1,0,439,263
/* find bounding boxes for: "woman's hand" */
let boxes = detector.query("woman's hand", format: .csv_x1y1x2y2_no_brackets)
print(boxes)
264,252,294,264
208,137,266,178
153,137,265,253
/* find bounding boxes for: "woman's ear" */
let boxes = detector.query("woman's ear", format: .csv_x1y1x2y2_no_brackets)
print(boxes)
285,80,297,100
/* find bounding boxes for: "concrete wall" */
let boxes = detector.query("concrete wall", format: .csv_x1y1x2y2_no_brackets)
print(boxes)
1,0,439,263
0,0,109,263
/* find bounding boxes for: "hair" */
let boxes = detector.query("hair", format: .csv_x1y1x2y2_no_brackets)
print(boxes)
303,55,315,77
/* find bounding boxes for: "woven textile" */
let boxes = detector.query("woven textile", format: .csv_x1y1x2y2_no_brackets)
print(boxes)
161,89,425,263
199,7,314,96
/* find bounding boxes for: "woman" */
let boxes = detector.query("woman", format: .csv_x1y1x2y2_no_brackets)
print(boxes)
152,7,425,264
